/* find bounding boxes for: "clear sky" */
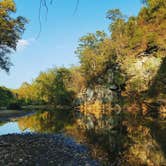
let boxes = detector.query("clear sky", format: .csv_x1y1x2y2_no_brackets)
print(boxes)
0,0,142,89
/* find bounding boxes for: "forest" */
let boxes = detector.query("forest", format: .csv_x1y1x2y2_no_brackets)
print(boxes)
0,0,166,165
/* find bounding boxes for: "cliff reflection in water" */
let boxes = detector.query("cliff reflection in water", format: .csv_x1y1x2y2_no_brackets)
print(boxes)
76,101,166,165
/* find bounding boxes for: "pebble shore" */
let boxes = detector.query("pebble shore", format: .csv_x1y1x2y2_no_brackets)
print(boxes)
0,133,100,166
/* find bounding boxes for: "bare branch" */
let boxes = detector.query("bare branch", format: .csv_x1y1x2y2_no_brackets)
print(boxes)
36,0,42,39
37,0,79,38
73,0,79,15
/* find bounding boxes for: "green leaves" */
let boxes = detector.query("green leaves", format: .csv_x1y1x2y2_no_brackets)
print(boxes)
106,9,124,22
0,86,14,107
0,0,27,72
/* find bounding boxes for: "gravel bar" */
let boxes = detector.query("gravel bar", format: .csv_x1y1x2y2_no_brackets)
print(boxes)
0,133,100,166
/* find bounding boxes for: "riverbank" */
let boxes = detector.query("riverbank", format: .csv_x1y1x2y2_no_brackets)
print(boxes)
0,133,100,166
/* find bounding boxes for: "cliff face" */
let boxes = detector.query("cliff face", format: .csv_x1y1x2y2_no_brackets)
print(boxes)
76,53,166,119
77,66,125,105
124,55,162,94
78,54,164,100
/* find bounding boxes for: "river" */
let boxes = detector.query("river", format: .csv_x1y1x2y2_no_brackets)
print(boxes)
0,110,74,135
0,109,102,165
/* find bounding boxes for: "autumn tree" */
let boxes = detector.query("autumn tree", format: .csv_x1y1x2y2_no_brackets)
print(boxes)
15,82,39,105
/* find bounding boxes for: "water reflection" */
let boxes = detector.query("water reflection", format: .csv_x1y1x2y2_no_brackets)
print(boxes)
18,110,73,133
77,102,166,165
0,110,73,135
0,122,30,135
0,109,165,165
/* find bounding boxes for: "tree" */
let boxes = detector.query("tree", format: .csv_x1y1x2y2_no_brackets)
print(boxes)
34,69,56,103
106,9,124,22
33,67,74,105
51,68,74,105
76,31,109,83
0,86,14,107
0,0,27,72
15,82,39,105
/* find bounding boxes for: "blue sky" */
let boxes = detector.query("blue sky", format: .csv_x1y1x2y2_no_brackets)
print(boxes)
0,0,142,89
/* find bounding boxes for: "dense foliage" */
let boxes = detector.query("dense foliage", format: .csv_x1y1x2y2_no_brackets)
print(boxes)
15,67,85,106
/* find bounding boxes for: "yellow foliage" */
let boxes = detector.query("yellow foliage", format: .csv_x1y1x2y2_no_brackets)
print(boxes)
159,105,166,119
80,100,112,119
0,0,16,13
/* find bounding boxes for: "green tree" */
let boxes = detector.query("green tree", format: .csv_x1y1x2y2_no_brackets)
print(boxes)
51,68,74,105
34,67,74,106
106,9,124,22
0,86,14,107
15,82,39,105
0,0,27,72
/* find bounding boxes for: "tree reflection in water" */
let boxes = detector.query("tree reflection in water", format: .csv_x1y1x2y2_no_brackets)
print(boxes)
17,108,166,165
18,110,73,133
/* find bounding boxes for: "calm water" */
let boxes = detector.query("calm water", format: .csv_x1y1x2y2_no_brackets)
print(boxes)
0,110,72,135
0,122,30,135
0,109,165,165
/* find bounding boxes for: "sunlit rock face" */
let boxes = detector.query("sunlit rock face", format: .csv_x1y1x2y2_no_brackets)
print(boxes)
77,54,163,106
81,86,116,103
124,55,162,93
76,66,125,106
